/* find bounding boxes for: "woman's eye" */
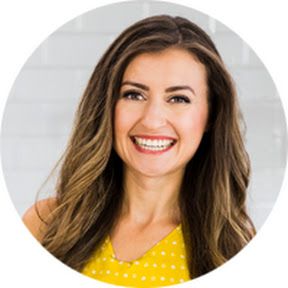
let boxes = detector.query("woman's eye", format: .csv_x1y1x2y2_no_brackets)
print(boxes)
122,91,145,101
169,95,191,104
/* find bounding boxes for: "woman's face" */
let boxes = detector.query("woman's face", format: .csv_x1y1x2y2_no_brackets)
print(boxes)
114,48,209,178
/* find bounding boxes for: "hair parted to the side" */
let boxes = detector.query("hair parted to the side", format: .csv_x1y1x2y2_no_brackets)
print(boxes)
38,15,256,279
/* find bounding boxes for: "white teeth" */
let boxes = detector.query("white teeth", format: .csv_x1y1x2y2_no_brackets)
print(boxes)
133,137,175,151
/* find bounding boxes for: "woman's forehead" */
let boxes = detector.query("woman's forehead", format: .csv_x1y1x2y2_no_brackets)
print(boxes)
122,48,207,91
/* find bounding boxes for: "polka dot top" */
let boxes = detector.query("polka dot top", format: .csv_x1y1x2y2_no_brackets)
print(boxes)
82,224,190,287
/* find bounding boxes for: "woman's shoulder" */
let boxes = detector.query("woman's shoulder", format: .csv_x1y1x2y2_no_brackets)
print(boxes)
22,197,57,242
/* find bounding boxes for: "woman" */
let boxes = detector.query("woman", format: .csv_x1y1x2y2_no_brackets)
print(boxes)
23,15,256,287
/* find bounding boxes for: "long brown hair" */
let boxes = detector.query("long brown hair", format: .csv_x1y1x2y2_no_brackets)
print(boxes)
38,15,256,279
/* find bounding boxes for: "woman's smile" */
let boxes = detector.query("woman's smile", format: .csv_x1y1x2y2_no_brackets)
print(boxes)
130,135,177,154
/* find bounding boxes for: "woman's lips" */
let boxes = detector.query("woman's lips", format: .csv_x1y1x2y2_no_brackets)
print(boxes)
131,135,177,141
130,135,177,154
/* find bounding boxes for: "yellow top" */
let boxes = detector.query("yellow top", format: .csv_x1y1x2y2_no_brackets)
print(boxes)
82,225,190,287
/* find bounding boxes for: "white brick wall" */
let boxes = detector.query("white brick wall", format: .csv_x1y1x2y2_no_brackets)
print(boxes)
1,0,286,231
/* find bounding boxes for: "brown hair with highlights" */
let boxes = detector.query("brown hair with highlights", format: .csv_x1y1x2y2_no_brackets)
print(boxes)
37,15,256,279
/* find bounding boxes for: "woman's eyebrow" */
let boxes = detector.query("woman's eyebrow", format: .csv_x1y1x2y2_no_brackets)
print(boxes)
165,85,195,95
121,81,149,91
121,81,195,95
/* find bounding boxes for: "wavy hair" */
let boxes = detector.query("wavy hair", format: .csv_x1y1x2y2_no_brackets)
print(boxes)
38,15,256,279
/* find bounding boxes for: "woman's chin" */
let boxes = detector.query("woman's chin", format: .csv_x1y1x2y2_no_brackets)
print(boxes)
131,165,181,179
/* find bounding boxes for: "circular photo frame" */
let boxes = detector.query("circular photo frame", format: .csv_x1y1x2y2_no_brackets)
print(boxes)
1,1,287,288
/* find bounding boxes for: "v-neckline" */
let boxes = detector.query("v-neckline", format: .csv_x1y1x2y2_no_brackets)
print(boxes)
107,224,182,264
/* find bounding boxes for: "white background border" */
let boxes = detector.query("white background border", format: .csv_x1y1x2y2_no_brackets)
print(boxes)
0,0,287,287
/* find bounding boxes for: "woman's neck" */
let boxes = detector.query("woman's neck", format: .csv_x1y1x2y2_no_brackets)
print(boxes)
120,168,183,227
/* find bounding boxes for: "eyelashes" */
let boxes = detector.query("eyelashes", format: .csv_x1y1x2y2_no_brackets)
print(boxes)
121,90,191,104
169,95,191,104
122,90,145,101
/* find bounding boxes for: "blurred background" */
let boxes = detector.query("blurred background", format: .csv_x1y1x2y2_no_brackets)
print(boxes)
0,0,287,230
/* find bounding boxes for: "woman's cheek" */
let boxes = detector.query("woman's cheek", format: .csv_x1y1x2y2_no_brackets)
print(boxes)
115,103,141,135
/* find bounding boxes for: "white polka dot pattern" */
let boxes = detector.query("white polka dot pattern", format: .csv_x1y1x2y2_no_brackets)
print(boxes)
82,225,190,287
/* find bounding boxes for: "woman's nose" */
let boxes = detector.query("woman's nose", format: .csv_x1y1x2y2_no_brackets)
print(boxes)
140,100,167,130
